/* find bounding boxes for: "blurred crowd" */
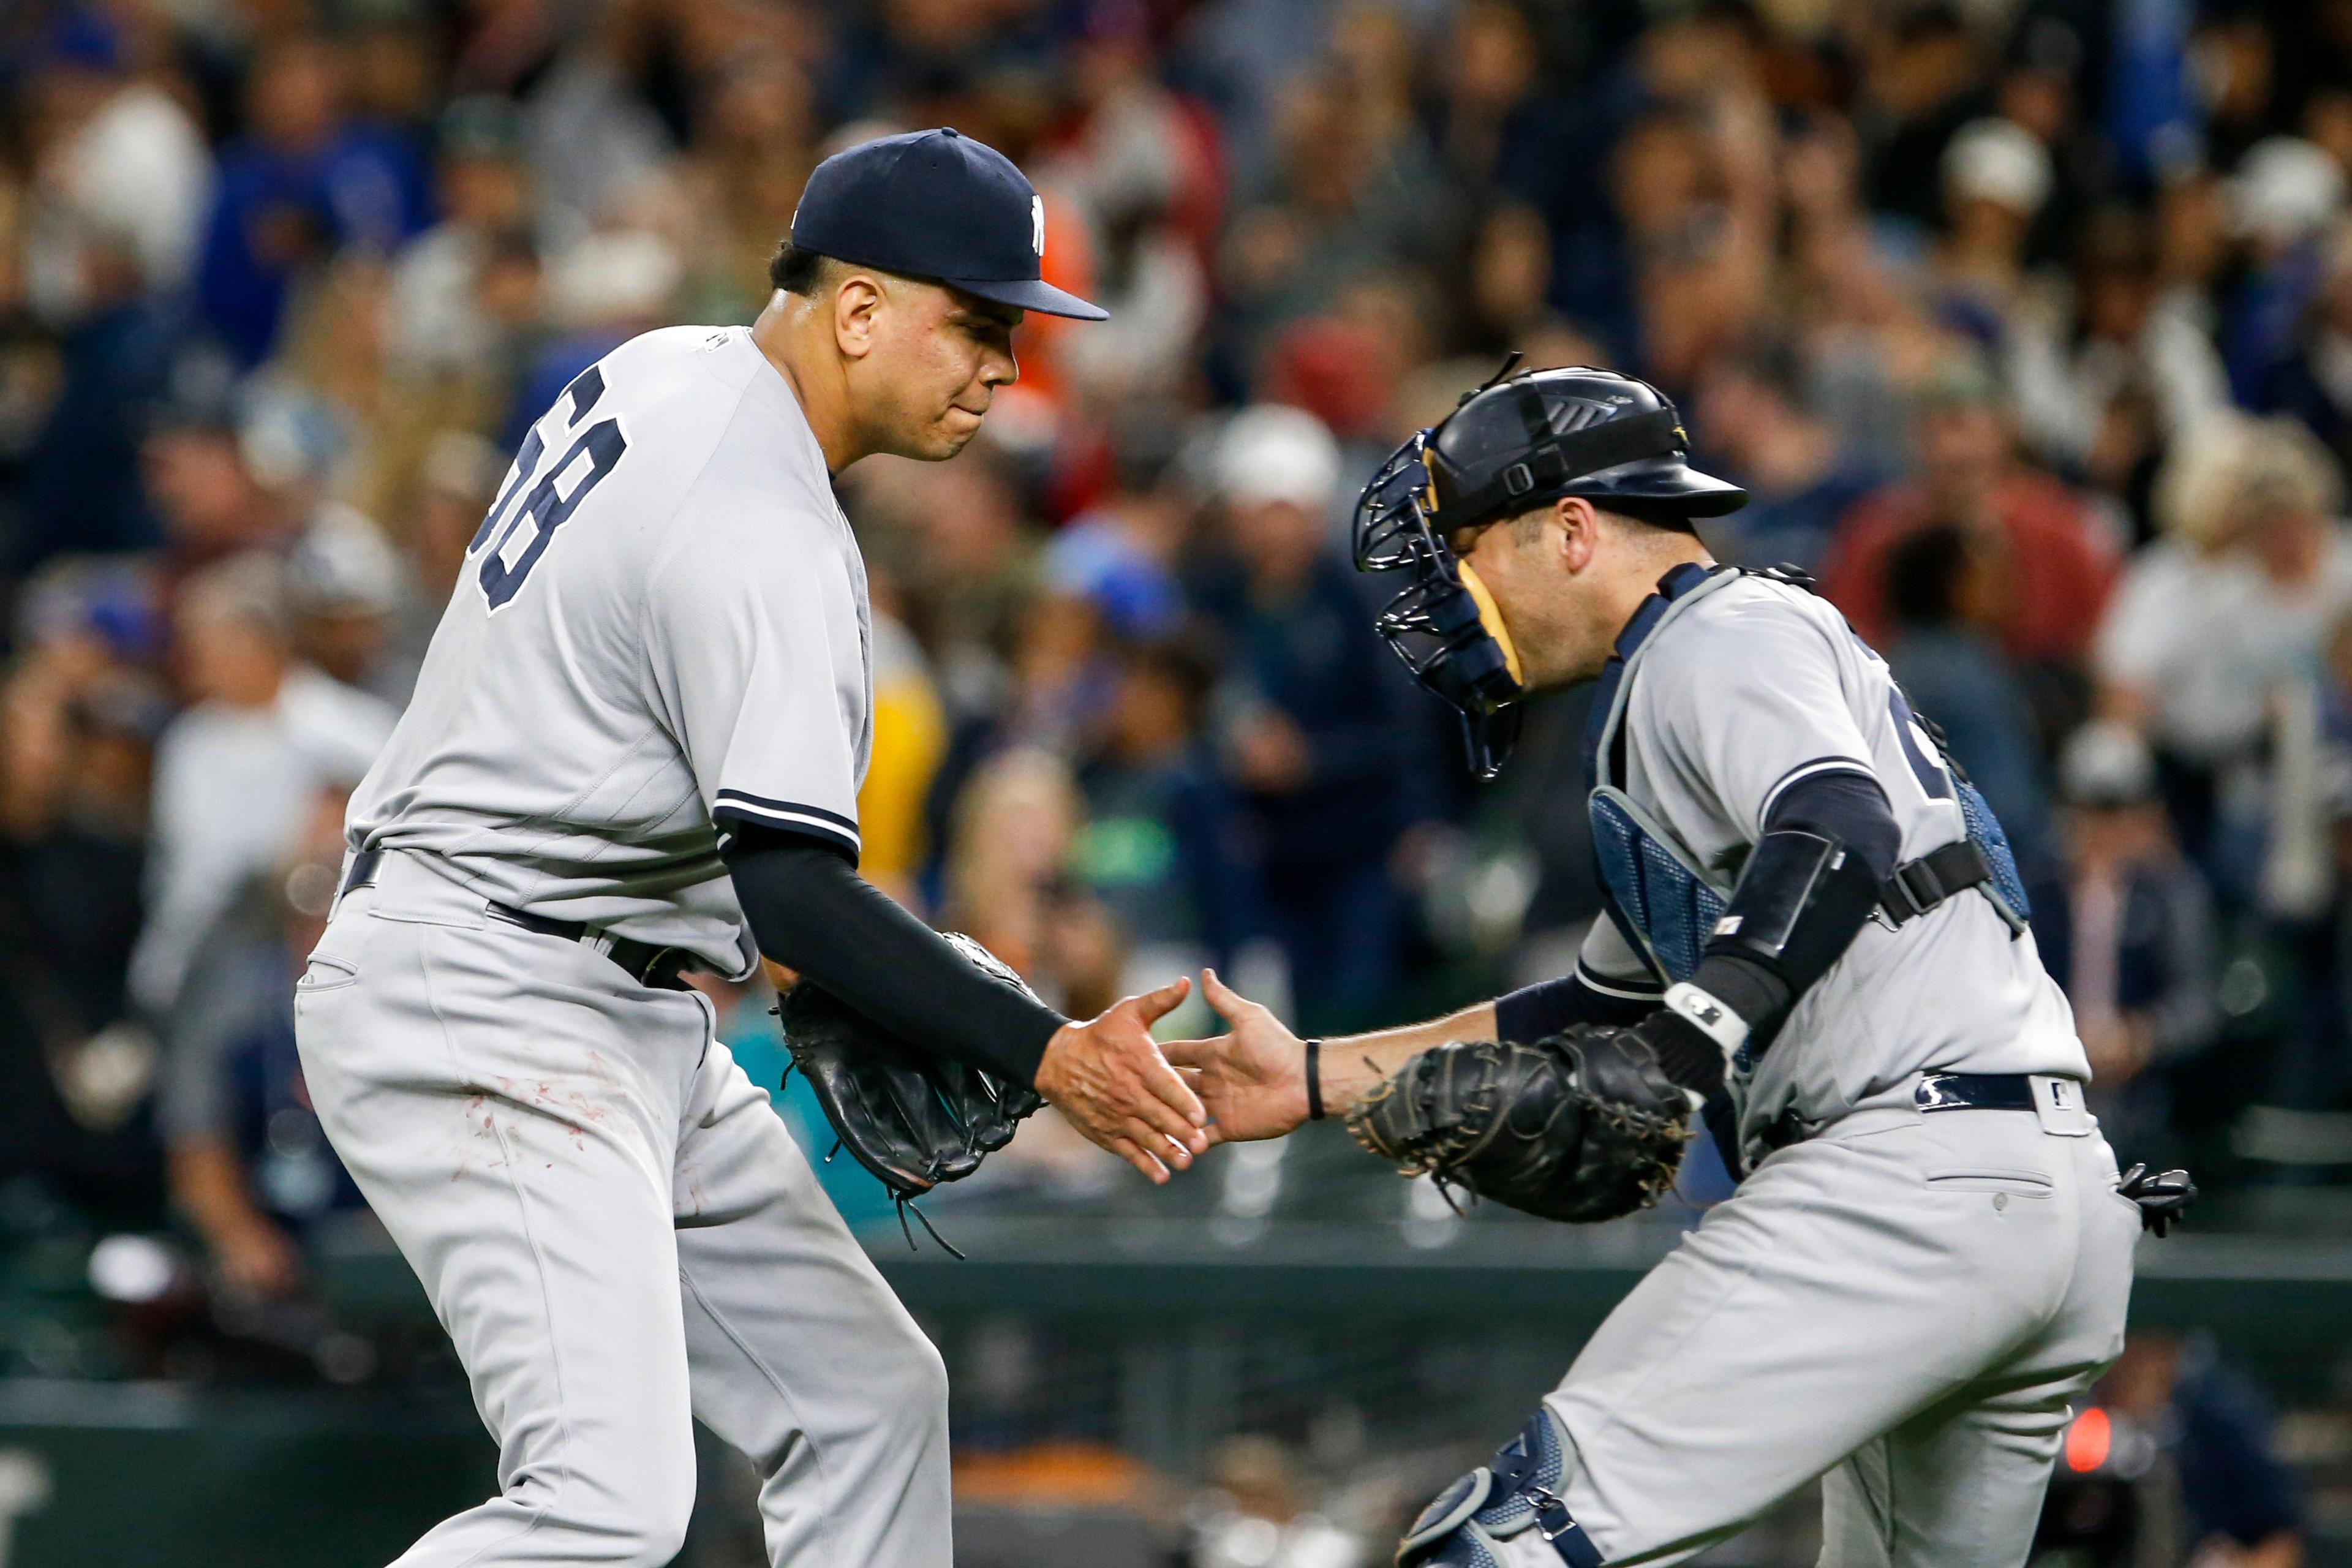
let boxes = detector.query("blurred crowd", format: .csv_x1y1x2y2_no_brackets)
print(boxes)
5,0,2352,1336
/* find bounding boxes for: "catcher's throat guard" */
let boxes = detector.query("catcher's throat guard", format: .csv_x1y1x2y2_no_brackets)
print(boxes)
1351,356,1745,778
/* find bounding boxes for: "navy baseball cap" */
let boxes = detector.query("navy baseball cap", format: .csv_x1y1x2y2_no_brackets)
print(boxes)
790,128,1107,322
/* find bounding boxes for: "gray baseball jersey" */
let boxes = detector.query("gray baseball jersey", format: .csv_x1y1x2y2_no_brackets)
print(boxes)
1575,565,2088,1145
298,325,949,1568
345,324,873,979
1435,562,2133,1568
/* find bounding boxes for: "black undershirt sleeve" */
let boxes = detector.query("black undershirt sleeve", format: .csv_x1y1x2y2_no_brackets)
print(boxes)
720,823,1066,1088
1494,969,1659,1041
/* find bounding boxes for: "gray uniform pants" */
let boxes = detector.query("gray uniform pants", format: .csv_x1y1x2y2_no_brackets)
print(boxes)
293,853,951,1568
1544,1087,2138,1566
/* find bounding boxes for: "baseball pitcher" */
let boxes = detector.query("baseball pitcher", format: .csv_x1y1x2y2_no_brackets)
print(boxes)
295,130,1208,1568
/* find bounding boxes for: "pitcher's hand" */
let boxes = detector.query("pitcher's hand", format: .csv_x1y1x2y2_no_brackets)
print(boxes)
1034,977,1207,1183
1160,968,1310,1144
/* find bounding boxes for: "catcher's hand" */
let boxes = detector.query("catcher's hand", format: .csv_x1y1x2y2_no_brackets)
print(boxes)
777,933,1046,1204
1345,1026,1693,1223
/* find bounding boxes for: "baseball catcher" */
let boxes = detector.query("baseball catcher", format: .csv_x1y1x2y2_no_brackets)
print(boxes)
1172,360,2187,1568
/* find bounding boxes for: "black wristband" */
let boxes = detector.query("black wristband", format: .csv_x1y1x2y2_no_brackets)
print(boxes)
1305,1039,1325,1120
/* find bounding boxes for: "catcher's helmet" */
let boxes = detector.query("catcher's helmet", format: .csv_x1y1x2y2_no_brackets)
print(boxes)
1352,357,1746,778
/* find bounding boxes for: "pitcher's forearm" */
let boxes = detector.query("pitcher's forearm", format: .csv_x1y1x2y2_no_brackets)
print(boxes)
1319,1002,1499,1116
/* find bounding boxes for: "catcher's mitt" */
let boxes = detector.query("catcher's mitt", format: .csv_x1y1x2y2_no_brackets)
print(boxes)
775,933,1045,1251
1346,1026,1692,1223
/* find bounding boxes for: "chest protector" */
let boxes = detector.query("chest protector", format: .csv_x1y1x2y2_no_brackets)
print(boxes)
1584,565,2029,987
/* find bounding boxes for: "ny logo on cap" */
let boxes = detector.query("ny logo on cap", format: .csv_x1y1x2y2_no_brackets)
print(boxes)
1031,195,1046,257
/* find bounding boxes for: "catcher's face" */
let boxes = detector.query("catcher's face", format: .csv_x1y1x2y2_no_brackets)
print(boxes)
1452,496,1668,689
851,277,1022,461
1450,502,1586,690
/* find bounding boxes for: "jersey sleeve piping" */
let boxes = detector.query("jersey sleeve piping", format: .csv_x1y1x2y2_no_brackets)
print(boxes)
714,792,862,858
1758,755,1878,823
1573,961,1665,1001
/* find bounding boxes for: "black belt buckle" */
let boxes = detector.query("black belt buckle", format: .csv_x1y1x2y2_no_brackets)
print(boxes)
1755,1106,1814,1157
341,846,384,898
617,940,692,991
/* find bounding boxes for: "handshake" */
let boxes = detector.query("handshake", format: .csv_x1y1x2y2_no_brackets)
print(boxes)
1034,968,1327,1183
790,949,1690,1231
1037,968,1690,1224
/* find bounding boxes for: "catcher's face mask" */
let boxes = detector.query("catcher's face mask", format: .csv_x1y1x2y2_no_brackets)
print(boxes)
1353,430,1527,780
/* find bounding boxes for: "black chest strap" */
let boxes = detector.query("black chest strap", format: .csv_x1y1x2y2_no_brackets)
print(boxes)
1877,839,1992,927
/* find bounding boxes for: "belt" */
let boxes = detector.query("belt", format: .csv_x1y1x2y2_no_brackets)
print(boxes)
340,848,696,991
1755,1071,2081,1156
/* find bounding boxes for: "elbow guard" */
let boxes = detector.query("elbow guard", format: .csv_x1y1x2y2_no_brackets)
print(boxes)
1669,829,1884,1058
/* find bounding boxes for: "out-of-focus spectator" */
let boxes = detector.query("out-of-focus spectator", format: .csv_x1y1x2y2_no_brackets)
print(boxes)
1215,32,1460,379
1858,6,1994,233
1043,10,1215,406
21,7,211,316
860,447,1042,725
377,428,502,689
1043,413,1191,643
285,504,407,703
1694,347,1886,573
160,787,357,1302
1076,631,1265,990
2097,416,2352,891
2220,137,2347,406
11,219,178,571
2257,222,2352,477
1824,355,2122,673
858,573,949,905
1882,522,2054,870
1196,404,1418,1031
2011,208,2231,515
139,380,297,578
386,96,541,375
0,565,163,1207
1932,117,2049,339
2038,722,2220,1123
677,45,816,325
2103,1332,2306,1567
941,747,1099,1012
195,35,431,368
127,552,393,1020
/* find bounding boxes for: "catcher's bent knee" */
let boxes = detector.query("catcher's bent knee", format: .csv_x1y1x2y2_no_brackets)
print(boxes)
1400,1409,1602,1568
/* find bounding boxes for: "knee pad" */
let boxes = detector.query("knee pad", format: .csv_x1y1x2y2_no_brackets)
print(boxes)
1398,1408,1601,1568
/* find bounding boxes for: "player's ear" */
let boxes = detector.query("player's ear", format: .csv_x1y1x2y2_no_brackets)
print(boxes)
831,273,886,361
1556,496,1601,573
